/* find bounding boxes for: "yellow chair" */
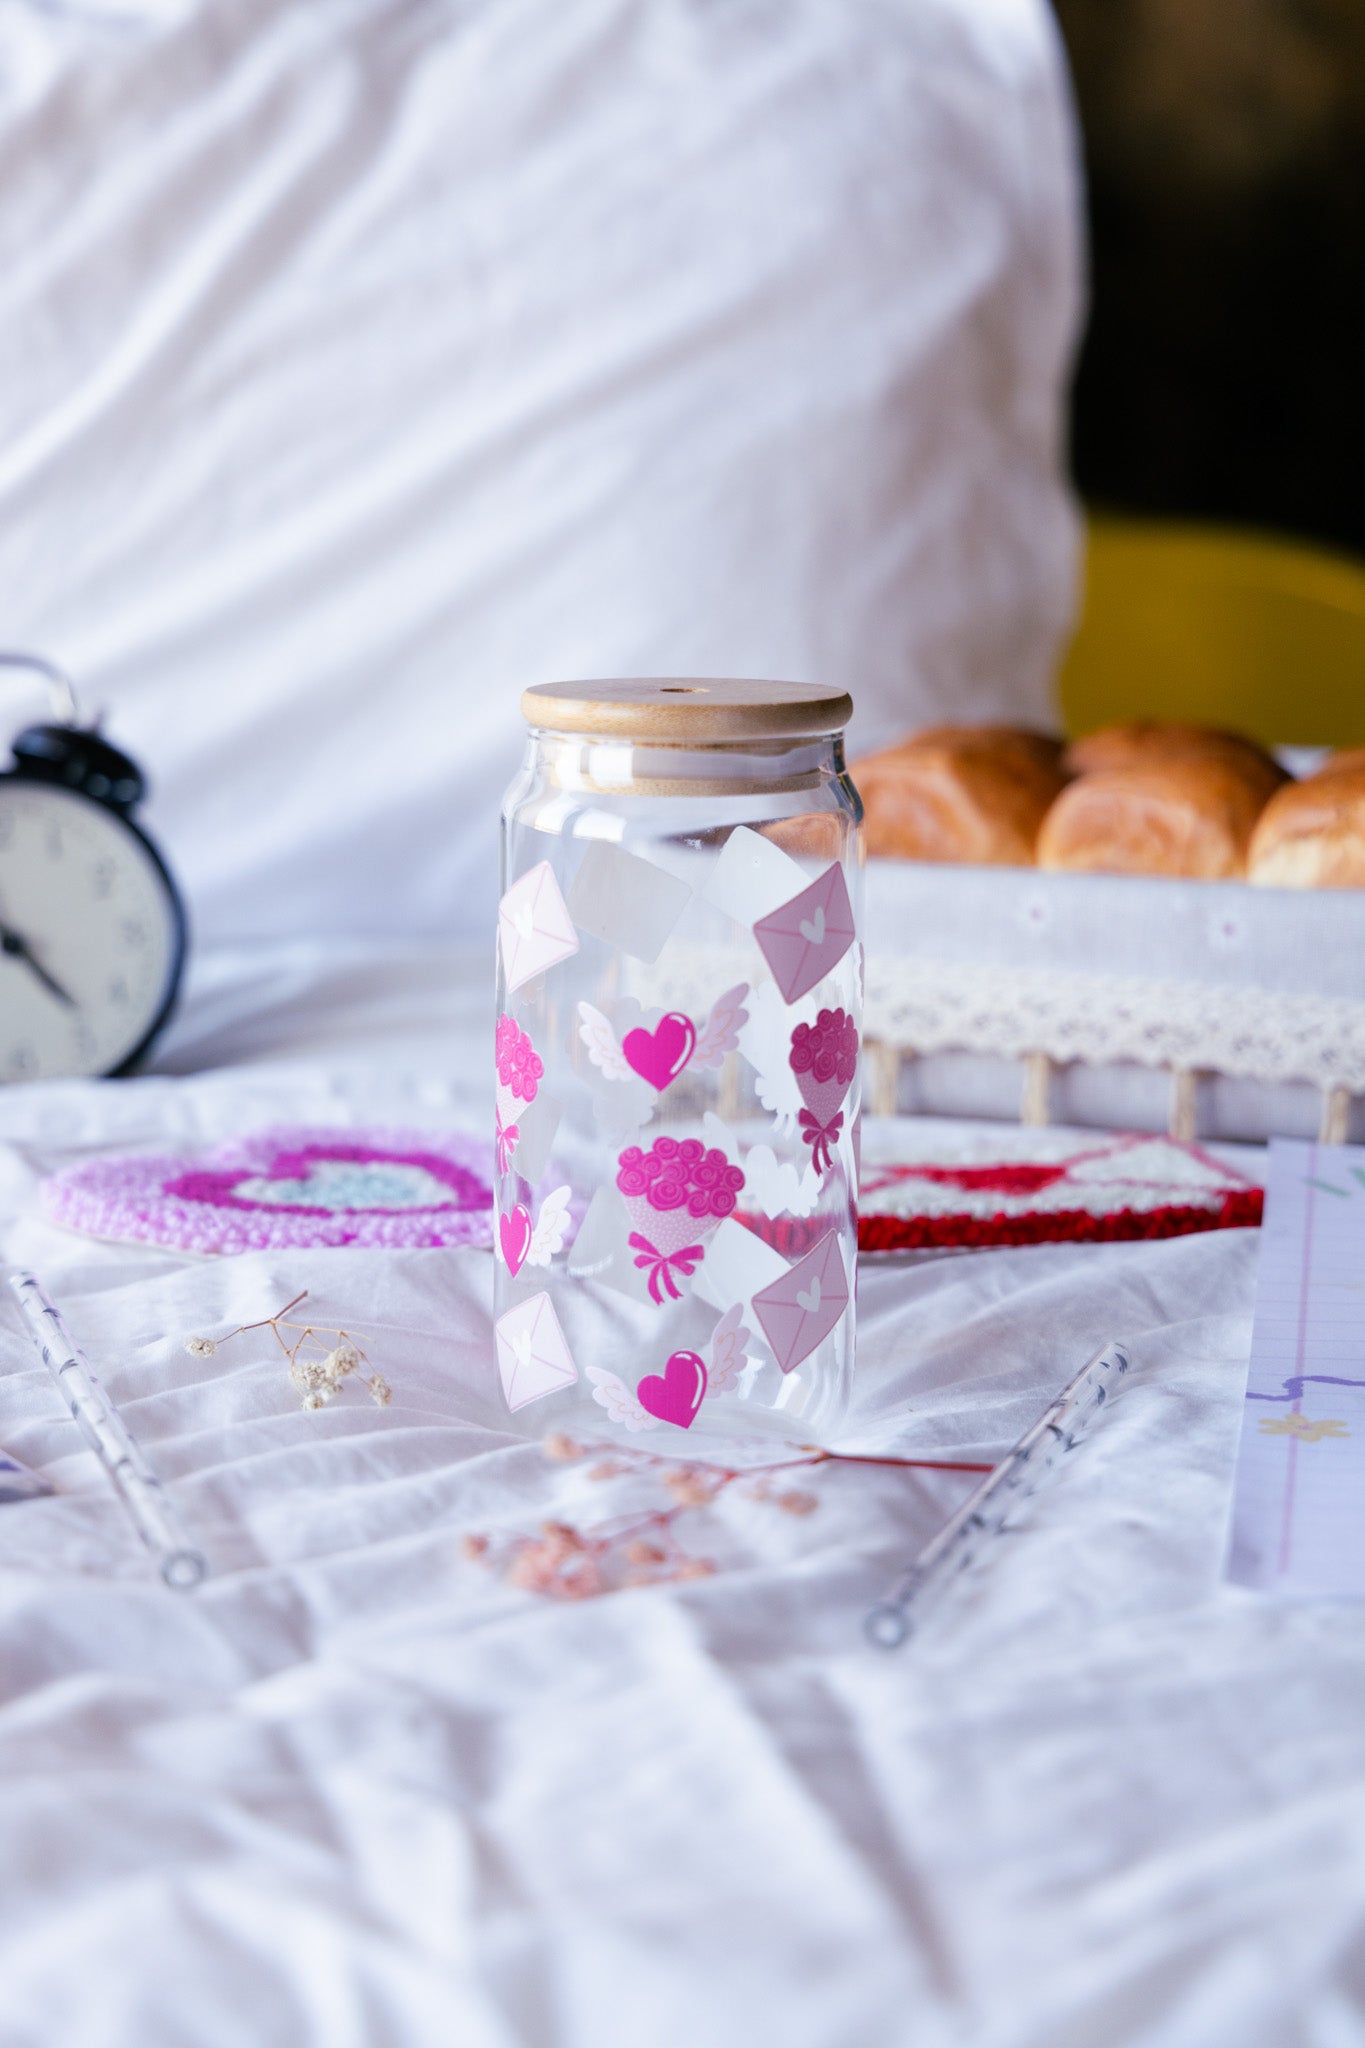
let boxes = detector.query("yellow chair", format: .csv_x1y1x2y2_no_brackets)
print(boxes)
1058,515,1365,748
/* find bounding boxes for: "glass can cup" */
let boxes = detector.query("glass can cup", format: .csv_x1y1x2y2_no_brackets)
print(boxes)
494,679,863,1452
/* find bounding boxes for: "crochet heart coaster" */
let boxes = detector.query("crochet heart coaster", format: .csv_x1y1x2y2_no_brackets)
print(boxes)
737,1132,1263,1258
854,1133,1264,1253
42,1126,497,1255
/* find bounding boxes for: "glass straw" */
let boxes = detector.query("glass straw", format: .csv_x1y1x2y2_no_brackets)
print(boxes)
865,1339,1131,1648
8,1271,207,1590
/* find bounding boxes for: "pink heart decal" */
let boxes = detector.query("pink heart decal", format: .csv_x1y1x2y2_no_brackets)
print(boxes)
499,1204,532,1276
621,1012,696,1092
636,1349,708,1428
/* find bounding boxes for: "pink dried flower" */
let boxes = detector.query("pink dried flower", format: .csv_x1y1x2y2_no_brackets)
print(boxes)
776,1489,818,1517
664,1470,718,1508
555,1564,606,1601
460,1439,841,1607
543,1432,585,1462
508,1546,560,1593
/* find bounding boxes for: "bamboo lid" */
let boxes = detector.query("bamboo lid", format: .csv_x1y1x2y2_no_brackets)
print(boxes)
520,677,853,743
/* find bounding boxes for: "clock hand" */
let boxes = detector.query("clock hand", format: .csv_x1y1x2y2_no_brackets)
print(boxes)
0,921,76,1008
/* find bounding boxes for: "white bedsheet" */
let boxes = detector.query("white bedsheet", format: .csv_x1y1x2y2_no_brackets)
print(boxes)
2,946,1364,2048
0,0,1080,946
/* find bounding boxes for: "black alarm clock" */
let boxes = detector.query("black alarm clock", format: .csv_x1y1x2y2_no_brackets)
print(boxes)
0,655,187,1083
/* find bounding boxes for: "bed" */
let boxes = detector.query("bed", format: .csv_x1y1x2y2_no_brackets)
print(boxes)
3,941,1357,2046
3,4,1363,2044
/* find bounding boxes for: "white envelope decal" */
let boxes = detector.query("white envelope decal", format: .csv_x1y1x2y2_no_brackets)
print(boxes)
751,1230,850,1373
700,825,808,927
690,1215,790,1313
494,1291,578,1411
753,863,857,1005
565,840,692,964
499,863,579,993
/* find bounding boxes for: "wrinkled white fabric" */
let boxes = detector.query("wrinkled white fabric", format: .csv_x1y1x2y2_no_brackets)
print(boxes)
0,0,1081,944
1,943,1364,2048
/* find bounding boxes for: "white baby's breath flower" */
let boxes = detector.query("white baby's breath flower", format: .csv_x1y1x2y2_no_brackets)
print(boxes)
301,1391,327,1411
315,1347,355,1384
184,1337,216,1358
367,1374,391,1407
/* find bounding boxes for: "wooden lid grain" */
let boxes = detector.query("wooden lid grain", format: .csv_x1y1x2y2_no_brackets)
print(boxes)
520,677,853,743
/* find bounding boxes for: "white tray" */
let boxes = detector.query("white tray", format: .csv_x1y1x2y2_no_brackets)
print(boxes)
862,862,1365,1144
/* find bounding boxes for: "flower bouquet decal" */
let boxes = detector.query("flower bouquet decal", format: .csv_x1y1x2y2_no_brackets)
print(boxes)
789,1007,858,1174
495,1014,543,1173
615,1136,745,1303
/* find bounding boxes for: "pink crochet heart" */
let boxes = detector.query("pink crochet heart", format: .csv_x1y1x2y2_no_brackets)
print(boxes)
622,1013,696,1092
499,1204,533,1276
636,1349,708,1428
40,1127,498,1256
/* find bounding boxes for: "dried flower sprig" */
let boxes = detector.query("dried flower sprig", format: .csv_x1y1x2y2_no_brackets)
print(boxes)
462,1434,992,1600
184,1290,391,1411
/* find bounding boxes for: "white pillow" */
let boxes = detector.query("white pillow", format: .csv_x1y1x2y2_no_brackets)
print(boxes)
0,0,1081,943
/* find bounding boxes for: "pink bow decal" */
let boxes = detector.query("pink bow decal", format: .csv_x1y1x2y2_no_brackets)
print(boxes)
799,1108,844,1176
629,1231,705,1305
495,1109,520,1175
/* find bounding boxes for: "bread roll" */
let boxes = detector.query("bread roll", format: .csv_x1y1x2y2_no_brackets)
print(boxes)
1037,753,1277,879
904,725,1067,779
1248,760,1365,888
759,812,845,863
1313,746,1365,781
852,724,1067,865
1064,720,1285,798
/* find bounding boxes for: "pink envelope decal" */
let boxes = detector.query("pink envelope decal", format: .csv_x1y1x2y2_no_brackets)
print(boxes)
751,1229,849,1373
494,1291,578,1411
753,864,856,1004
499,862,579,994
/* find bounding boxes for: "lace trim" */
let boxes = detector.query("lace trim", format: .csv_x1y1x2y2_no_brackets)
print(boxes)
863,958,1365,1091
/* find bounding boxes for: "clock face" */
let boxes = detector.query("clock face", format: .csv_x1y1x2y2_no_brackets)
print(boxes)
0,779,183,1082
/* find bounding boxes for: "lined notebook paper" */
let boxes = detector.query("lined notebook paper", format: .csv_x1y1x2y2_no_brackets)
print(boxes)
1227,1139,1365,1597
